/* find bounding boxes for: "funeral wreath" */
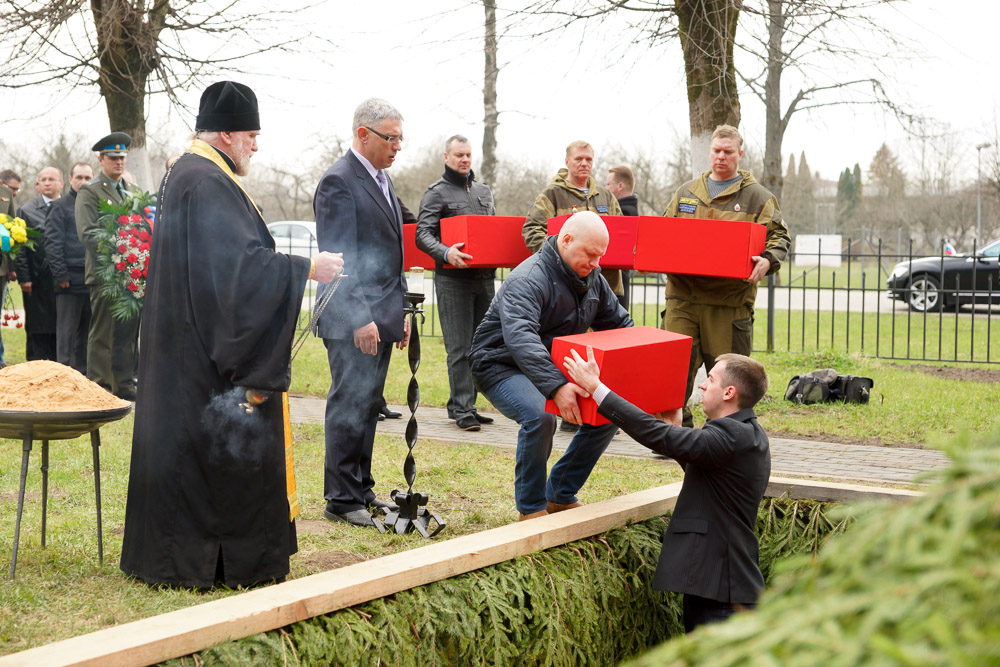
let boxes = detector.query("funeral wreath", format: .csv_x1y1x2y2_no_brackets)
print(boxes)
91,191,156,321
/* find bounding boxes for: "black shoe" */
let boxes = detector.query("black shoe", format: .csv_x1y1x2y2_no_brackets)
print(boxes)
369,497,399,512
324,508,379,527
377,412,385,421
473,412,494,424
380,405,402,419
456,415,481,431
559,419,577,432
116,389,137,402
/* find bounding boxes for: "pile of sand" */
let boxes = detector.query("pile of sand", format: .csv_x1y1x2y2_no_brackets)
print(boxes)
0,361,131,412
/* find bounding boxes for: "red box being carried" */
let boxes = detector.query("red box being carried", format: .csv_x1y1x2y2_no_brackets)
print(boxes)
402,223,436,270
544,326,693,426
440,215,531,268
633,216,766,279
546,214,637,269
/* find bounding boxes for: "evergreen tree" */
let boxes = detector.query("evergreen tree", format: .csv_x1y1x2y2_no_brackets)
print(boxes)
796,152,817,231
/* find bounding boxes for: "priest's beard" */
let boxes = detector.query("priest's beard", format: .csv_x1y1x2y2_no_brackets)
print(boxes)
231,135,253,176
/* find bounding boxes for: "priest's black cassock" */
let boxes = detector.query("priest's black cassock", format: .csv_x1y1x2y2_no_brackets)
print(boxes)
120,145,311,588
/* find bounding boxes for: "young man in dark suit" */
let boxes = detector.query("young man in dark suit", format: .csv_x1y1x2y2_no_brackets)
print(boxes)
313,98,410,528
563,350,770,632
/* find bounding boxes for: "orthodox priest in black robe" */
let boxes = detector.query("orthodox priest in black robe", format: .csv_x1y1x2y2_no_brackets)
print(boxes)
120,81,343,588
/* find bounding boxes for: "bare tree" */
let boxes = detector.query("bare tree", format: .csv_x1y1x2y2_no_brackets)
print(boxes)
482,0,500,190
0,1,328,189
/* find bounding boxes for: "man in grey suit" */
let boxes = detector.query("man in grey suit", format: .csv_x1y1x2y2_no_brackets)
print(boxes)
14,167,63,361
76,132,140,400
313,98,410,528
564,350,771,632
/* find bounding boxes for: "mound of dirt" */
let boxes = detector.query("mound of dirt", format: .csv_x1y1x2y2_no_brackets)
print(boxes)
891,363,1000,384
0,360,130,412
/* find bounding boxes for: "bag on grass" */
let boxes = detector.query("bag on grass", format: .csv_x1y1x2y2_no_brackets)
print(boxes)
784,368,873,405
833,374,874,404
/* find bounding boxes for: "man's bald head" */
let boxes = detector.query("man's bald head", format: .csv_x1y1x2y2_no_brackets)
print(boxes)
557,211,609,278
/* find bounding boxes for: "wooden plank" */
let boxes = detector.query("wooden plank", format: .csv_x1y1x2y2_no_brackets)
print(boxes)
1,477,923,667
0,483,683,667
766,476,922,503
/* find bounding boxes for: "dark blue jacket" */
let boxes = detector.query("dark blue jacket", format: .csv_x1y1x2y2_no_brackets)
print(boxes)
43,189,88,295
470,237,632,397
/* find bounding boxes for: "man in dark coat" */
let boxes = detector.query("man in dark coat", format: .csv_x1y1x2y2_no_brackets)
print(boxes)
470,212,633,521
14,166,63,361
43,161,94,373
313,98,410,529
563,349,771,632
120,81,344,588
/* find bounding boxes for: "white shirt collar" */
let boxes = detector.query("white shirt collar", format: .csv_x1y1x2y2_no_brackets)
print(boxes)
350,147,380,182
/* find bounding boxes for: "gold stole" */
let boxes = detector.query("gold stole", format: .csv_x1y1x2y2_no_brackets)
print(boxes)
187,139,300,521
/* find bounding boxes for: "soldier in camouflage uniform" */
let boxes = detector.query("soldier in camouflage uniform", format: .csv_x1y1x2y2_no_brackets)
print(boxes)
522,140,624,298
662,125,790,427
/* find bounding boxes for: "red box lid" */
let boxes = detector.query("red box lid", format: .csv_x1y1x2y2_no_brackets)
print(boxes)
440,215,531,268
546,214,637,269
402,223,436,270
633,216,766,279
544,326,692,426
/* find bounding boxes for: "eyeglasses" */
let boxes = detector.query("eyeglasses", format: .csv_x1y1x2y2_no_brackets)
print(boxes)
364,126,403,145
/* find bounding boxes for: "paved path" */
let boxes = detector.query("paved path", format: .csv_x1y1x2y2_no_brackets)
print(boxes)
289,397,949,487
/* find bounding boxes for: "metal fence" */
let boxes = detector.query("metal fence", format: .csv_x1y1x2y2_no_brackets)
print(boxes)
410,238,999,364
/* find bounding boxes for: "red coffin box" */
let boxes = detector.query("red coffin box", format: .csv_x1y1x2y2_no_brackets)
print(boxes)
440,215,531,268
546,215,637,269
633,216,766,279
544,326,693,426
402,223,436,270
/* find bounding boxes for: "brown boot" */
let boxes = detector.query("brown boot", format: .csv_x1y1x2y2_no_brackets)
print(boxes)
546,501,583,514
518,509,549,521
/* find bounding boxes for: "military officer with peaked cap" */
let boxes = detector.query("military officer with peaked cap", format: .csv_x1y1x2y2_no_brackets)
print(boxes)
75,132,140,400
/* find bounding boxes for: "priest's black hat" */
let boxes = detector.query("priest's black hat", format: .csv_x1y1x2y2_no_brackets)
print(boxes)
92,132,132,156
195,81,260,132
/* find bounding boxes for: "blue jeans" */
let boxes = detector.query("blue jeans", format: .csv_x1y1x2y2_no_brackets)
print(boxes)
482,373,619,513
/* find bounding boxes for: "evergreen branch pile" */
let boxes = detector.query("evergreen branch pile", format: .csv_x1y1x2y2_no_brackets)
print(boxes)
165,498,844,667
627,431,1000,666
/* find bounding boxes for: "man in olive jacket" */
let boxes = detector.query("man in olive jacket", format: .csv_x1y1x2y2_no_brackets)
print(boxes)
75,132,140,400
663,125,790,427
416,134,497,432
522,140,624,298
564,350,770,632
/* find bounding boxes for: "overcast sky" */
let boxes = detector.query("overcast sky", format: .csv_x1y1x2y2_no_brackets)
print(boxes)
3,0,995,188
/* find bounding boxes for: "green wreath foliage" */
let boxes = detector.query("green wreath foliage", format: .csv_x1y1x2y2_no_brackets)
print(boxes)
165,498,846,666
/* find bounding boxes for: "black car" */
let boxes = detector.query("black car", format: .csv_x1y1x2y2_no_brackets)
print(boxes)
886,238,1000,312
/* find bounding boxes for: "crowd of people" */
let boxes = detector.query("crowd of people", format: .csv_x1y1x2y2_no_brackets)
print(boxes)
0,79,790,632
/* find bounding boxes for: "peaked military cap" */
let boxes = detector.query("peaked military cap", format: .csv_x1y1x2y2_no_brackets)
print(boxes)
92,132,132,156
195,81,260,132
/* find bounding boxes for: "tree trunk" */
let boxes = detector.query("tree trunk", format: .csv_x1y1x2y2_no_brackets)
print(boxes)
91,0,167,190
482,0,499,190
761,0,785,200
676,0,741,176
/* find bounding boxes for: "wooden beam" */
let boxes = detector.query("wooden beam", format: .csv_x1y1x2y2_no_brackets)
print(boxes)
0,478,923,666
0,483,683,667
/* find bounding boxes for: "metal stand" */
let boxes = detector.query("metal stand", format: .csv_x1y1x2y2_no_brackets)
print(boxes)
9,429,105,579
381,292,445,538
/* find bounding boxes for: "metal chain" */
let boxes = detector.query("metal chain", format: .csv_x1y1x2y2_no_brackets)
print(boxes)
290,274,344,362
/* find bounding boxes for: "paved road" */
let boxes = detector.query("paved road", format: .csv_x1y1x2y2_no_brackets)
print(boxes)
289,397,948,487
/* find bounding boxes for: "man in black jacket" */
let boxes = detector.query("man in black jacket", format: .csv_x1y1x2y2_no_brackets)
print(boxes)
563,349,770,632
15,166,63,361
416,134,496,432
470,211,633,521
43,161,93,373
606,165,638,310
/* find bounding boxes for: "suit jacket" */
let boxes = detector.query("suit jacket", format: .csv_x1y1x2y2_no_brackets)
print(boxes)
43,188,88,294
75,171,139,286
598,394,770,604
313,150,406,341
14,194,54,284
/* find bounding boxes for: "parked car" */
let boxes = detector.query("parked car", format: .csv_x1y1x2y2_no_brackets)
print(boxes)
267,220,318,258
886,237,1000,312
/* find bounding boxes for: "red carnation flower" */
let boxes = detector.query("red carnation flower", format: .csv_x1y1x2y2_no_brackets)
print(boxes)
130,268,143,279
117,215,128,224
118,229,128,239
129,236,139,248
130,214,142,223
126,252,138,264
126,282,139,292
142,268,148,277
117,243,127,253
116,261,127,271
138,230,151,242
